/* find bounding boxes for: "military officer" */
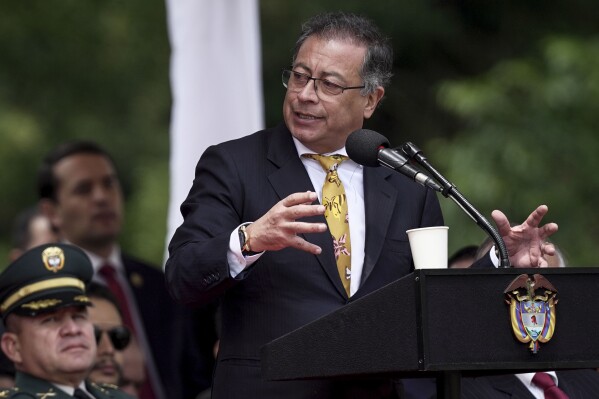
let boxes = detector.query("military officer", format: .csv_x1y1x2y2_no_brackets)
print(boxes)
0,243,133,398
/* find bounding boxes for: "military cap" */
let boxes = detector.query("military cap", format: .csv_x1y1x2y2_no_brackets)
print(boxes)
0,243,93,320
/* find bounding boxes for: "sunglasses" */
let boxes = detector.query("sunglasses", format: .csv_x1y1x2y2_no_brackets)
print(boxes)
93,325,131,350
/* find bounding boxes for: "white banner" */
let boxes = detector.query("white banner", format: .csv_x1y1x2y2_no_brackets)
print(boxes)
164,0,264,265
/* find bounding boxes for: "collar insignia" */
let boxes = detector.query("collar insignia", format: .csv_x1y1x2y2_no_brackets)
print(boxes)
36,388,57,399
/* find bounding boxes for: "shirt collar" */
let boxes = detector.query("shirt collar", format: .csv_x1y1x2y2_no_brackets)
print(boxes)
292,136,349,158
88,247,122,274
62,240,123,273
52,382,89,396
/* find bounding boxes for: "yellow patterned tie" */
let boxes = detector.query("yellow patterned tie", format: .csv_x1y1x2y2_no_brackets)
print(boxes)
304,154,351,296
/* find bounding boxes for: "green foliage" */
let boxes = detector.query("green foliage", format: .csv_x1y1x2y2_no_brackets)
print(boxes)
432,36,599,265
0,1,170,266
121,160,169,266
1,1,598,268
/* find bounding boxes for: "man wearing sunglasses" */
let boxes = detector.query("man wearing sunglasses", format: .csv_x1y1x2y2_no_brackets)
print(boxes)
87,283,135,394
0,243,132,398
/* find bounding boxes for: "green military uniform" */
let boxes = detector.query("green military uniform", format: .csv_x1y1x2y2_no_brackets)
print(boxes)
3,372,133,398
0,244,133,399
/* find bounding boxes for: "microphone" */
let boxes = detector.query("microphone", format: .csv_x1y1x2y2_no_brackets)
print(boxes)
400,140,511,267
346,129,442,193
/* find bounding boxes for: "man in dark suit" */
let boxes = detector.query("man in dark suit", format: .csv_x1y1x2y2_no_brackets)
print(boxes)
461,370,599,398
165,11,558,399
38,141,214,399
0,243,133,399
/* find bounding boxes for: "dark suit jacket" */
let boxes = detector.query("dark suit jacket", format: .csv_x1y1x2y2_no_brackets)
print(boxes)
461,370,599,399
165,123,444,399
122,255,215,399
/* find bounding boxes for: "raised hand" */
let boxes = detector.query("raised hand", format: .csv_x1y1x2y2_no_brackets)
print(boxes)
492,205,559,268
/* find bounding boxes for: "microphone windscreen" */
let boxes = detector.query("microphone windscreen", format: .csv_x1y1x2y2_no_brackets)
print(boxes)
346,129,390,167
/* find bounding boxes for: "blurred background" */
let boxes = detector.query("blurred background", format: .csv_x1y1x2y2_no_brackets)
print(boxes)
1,0,598,268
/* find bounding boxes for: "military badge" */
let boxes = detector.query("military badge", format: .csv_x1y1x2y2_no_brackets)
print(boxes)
41,246,65,273
504,273,558,354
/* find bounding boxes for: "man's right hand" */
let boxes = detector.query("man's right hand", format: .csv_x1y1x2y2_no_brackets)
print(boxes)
244,191,327,255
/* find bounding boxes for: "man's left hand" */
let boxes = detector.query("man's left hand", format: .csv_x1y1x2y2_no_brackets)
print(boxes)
492,205,559,268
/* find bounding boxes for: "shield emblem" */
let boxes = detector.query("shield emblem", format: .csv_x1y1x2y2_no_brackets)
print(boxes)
505,274,558,353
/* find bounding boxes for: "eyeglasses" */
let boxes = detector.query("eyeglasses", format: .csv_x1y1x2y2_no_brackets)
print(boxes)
94,325,131,350
282,69,365,97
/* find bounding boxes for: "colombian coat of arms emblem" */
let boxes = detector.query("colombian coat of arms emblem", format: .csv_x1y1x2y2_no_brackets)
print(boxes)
504,273,558,354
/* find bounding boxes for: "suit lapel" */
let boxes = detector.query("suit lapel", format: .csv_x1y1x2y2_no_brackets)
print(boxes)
266,125,346,298
359,165,397,288
556,371,585,399
489,374,536,398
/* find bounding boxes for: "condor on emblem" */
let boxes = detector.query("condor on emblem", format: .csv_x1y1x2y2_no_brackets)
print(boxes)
504,273,558,354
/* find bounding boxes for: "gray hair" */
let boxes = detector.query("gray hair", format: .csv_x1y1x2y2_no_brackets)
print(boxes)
291,11,393,95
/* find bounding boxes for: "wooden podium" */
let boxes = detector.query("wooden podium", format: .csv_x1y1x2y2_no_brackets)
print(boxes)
261,267,599,398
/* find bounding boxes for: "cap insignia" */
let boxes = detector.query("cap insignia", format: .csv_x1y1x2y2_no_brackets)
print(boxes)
41,246,65,273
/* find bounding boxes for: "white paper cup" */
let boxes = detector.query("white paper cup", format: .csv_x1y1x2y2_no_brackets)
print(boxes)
406,226,449,269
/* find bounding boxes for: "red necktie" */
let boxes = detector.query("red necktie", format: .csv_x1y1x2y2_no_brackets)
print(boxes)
98,263,157,399
532,372,570,399
98,263,135,332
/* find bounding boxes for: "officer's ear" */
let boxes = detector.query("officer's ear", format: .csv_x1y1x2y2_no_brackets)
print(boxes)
1,321,23,364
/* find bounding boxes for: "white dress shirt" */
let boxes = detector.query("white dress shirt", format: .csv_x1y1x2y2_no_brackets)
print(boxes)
228,137,366,296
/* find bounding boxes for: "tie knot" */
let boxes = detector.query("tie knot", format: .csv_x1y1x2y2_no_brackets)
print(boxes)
98,263,116,278
73,388,92,399
304,154,347,172
532,372,557,390
531,372,570,399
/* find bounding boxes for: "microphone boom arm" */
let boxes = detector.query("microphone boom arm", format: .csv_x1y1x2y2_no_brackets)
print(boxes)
402,142,511,268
